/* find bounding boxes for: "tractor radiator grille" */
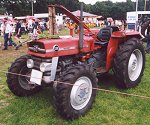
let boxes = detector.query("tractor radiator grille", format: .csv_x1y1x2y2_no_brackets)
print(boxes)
28,42,46,54
29,56,52,70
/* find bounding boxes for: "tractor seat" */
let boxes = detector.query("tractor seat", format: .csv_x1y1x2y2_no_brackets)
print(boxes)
95,27,113,46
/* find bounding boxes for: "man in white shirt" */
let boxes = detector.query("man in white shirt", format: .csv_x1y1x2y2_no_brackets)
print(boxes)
3,20,17,50
0,23,5,36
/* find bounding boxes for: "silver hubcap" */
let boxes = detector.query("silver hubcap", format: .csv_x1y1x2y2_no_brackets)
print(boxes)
128,49,143,81
70,76,92,110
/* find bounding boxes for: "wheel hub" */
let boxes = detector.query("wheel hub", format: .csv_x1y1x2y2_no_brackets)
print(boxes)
70,76,92,110
128,49,143,81
76,84,89,104
131,59,137,71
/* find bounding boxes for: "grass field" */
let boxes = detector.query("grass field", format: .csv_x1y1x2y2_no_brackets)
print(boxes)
0,29,150,125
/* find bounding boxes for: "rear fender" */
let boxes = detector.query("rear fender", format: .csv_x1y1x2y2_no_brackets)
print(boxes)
106,31,142,71
125,34,143,41
106,31,124,71
106,37,120,71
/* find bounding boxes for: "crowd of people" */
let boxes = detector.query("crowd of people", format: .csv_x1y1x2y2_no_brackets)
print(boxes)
0,18,47,50
0,17,150,52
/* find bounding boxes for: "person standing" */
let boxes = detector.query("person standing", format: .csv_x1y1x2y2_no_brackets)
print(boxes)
32,19,40,38
15,19,22,39
3,20,17,50
145,23,150,53
8,22,17,47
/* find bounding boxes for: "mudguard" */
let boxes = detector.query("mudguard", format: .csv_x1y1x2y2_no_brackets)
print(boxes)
106,30,142,71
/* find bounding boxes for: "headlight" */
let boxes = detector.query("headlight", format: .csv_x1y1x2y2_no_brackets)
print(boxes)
27,59,34,68
40,63,52,72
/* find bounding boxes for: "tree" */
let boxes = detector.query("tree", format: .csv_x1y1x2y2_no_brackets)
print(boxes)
0,0,147,20
0,0,31,16
90,1,113,18
111,0,135,20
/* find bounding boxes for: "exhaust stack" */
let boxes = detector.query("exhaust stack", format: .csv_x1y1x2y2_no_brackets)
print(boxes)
79,2,84,51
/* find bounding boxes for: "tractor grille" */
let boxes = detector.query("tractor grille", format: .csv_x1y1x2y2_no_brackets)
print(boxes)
28,42,46,54
30,56,52,70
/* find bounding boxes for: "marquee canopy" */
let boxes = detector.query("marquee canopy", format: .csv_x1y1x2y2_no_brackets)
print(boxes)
71,10,98,17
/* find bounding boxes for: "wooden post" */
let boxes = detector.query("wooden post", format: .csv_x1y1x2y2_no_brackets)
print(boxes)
48,6,52,35
53,7,56,34
48,6,56,35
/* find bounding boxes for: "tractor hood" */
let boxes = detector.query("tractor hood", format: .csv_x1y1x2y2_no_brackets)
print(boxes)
27,36,94,58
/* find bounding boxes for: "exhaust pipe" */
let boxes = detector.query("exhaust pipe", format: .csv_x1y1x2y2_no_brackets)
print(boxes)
79,2,84,51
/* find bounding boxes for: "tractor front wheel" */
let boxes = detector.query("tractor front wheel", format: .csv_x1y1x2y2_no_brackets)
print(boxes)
54,65,97,120
113,38,145,89
7,55,41,96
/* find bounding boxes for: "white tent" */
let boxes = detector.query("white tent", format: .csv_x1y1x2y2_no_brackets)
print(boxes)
15,16,27,20
34,13,48,18
34,13,63,26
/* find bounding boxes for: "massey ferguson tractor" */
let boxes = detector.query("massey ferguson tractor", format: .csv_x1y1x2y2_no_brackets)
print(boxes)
7,4,145,120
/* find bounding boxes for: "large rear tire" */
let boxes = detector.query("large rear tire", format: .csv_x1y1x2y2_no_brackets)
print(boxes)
113,38,145,89
7,55,41,96
54,65,97,120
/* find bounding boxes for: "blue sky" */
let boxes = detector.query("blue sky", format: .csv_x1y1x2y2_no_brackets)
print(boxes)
79,0,136,5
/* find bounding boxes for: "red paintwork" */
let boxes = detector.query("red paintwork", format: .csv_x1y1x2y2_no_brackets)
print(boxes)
28,5,142,72
106,30,142,71
28,36,95,58
112,30,141,38
84,29,99,36
106,35,121,71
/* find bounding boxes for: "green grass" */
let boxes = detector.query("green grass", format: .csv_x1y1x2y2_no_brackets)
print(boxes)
0,31,150,125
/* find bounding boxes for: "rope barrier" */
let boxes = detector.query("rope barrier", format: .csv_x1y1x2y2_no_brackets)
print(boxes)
0,69,150,99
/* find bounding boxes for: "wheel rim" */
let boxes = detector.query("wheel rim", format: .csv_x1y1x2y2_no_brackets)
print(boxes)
70,76,92,110
128,49,143,81
18,66,37,90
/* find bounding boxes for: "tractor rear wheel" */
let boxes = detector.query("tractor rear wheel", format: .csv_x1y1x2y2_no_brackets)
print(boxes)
54,65,97,120
113,38,145,89
7,55,41,96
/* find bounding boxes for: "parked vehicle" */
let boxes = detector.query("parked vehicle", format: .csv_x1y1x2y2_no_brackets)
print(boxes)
7,5,145,120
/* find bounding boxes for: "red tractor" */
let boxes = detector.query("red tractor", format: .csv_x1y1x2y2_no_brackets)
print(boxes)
7,5,145,120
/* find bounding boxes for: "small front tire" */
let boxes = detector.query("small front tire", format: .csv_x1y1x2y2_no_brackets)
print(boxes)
7,55,41,96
